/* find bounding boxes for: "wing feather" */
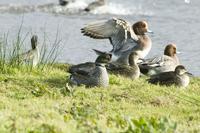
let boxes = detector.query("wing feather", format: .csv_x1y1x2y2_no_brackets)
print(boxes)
148,72,176,85
69,62,96,76
141,55,177,68
81,18,138,53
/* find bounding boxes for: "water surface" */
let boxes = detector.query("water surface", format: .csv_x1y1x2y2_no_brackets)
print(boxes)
0,0,199,76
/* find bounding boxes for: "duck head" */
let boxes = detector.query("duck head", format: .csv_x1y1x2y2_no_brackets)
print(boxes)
175,65,193,76
175,65,192,76
164,44,177,57
31,35,38,50
132,21,153,35
93,49,112,64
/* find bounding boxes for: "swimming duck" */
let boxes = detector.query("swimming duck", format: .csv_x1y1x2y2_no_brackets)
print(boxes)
148,65,191,87
68,49,112,87
84,0,105,12
81,18,152,65
140,44,179,75
19,35,40,67
107,52,140,79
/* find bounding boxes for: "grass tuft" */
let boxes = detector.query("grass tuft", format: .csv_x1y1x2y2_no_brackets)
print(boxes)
0,26,62,74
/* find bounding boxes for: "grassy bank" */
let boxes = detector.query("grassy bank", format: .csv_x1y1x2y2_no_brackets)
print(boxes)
0,64,200,133
0,28,199,132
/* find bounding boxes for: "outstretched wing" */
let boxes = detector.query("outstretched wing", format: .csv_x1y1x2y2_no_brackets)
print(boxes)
81,18,138,53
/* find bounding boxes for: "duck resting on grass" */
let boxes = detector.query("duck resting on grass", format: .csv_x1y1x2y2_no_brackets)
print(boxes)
18,35,40,67
139,44,180,75
68,49,112,87
148,65,192,87
107,52,140,79
81,18,153,66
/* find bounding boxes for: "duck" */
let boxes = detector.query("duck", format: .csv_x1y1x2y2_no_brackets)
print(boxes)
139,44,180,75
68,49,112,87
148,65,192,87
107,52,140,79
81,18,152,65
19,35,40,67
84,0,105,12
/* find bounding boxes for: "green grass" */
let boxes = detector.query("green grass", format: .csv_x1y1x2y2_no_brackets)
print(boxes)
0,64,200,133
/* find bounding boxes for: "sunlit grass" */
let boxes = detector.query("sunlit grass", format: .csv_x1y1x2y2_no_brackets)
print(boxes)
0,26,200,132
0,63,200,132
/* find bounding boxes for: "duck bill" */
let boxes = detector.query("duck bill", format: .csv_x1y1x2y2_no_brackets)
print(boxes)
186,72,194,77
147,29,154,34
